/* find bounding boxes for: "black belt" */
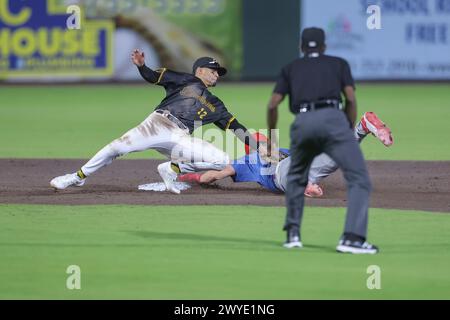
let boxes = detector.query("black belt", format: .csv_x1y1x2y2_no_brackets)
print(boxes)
154,109,188,131
298,99,343,113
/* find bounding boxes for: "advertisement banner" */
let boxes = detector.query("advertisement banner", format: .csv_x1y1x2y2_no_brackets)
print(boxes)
301,0,450,79
0,0,114,79
0,0,242,81
81,0,243,79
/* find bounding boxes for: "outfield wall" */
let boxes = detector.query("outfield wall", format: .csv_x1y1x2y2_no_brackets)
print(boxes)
0,0,449,82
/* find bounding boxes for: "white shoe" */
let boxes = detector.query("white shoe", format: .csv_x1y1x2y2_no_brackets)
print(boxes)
283,240,303,249
336,239,379,254
50,173,85,190
157,162,180,194
283,230,303,248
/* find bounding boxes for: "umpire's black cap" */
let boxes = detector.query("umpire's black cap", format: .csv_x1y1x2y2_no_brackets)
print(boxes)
301,27,326,49
192,57,227,76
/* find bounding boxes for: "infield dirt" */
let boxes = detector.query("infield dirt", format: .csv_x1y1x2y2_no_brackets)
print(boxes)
0,159,449,212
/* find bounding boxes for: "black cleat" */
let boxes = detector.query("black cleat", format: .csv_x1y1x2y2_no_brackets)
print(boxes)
336,239,379,254
283,229,303,249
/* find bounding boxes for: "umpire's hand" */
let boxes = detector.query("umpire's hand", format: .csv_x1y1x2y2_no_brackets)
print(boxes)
267,132,279,158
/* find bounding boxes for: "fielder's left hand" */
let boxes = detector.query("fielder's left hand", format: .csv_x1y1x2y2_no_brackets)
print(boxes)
131,49,145,67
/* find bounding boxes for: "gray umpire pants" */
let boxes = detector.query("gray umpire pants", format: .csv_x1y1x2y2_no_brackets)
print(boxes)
284,108,372,239
308,128,362,184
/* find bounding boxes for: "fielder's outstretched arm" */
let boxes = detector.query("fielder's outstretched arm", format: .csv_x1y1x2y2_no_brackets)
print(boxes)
137,65,161,83
131,49,161,83
230,121,259,150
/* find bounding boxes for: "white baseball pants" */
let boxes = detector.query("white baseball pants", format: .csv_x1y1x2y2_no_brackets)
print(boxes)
81,112,229,176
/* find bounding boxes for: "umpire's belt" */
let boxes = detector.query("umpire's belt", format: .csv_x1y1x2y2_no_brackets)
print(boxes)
155,109,188,131
297,99,343,113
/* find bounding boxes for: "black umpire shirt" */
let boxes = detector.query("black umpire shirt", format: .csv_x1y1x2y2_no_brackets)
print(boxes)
274,53,355,114
138,65,236,134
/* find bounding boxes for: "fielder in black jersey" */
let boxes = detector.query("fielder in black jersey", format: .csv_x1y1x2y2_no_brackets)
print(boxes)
50,51,264,194
137,64,238,134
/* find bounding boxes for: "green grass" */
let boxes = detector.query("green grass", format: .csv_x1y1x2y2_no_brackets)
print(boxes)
1,84,450,160
1,84,448,300
0,204,449,299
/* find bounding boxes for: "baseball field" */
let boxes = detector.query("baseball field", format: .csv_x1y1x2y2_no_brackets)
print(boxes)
1,83,450,299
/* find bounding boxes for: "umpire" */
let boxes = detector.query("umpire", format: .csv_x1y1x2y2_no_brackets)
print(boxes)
267,27,378,254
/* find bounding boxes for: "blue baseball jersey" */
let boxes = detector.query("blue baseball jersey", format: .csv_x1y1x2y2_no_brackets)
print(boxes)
231,148,290,192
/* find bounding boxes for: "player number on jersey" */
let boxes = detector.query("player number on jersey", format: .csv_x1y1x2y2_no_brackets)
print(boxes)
197,108,207,119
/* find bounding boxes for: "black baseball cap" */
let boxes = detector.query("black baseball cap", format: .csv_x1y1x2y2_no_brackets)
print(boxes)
192,57,227,76
301,27,325,49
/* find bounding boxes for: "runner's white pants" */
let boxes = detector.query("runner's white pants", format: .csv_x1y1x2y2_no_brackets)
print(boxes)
81,112,229,176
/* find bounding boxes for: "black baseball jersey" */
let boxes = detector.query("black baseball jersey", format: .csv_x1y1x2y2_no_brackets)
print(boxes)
142,67,235,134
273,54,355,114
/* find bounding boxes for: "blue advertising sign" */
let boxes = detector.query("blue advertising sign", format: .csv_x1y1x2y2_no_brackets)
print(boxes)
0,0,114,78
302,0,450,80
